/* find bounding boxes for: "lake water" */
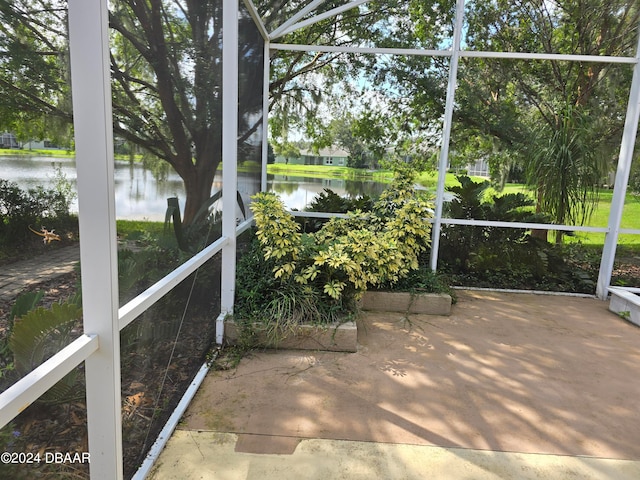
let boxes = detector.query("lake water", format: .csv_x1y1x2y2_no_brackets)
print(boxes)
0,155,387,221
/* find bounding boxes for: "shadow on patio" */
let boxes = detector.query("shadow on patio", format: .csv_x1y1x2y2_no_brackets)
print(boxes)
149,290,640,479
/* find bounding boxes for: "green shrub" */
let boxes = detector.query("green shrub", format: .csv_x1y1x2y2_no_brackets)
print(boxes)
375,261,456,302
297,188,373,232
0,178,76,246
439,175,543,270
439,175,596,293
246,164,434,328
307,188,373,214
234,240,337,342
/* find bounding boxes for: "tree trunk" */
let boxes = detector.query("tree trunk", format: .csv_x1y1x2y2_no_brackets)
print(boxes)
181,173,210,226
531,184,548,241
176,142,221,225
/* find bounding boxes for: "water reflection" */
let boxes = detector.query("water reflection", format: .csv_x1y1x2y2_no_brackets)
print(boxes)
0,155,77,188
1,155,388,220
114,161,184,220
269,175,386,211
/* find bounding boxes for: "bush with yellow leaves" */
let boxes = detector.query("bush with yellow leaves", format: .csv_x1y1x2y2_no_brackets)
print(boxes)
249,164,433,320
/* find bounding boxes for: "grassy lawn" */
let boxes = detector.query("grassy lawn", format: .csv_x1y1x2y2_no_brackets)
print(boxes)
416,171,481,189
486,185,640,246
267,167,477,186
0,148,75,157
575,190,640,246
267,163,393,182
116,219,166,241
0,148,145,162
415,173,639,248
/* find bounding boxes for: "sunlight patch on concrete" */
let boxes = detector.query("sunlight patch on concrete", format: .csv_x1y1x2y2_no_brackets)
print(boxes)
150,431,640,480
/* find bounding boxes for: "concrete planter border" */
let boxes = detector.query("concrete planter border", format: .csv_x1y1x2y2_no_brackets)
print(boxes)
359,290,452,315
226,291,450,352
608,287,640,327
224,320,357,352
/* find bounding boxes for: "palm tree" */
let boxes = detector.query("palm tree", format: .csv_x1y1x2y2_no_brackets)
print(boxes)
526,104,607,243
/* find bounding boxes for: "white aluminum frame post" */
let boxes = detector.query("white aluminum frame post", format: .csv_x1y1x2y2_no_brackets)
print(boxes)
219,0,241,342
68,0,123,478
430,0,465,272
596,27,640,299
261,40,271,192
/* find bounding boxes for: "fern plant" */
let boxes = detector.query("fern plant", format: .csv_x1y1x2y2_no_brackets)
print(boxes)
299,188,373,232
9,302,84,405
7,291,44,335
439,175,596,292
440,175,545,270
0,291,47,377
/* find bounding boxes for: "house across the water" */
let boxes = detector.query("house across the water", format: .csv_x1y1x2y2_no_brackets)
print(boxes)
275,146,349,166
0,132,20,149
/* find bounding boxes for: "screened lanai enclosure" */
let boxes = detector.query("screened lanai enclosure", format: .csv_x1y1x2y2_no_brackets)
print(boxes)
0,0,638,478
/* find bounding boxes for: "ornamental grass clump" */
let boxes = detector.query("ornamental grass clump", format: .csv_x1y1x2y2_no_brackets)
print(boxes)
245,165,433,330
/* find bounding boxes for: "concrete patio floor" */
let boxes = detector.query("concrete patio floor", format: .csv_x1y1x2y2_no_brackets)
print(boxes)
149,290,640,479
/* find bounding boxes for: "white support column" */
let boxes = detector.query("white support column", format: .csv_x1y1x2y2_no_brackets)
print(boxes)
596,31,640,300
68,0,122,478
430,0,465,271
271,0,372,40
241,0,269,41
269,0,326,39
261,40,270,192
219,0,240,343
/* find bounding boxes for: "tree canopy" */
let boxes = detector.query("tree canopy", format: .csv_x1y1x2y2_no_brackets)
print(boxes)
0,0,638,232
0,0,415,224
353,0,639,234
